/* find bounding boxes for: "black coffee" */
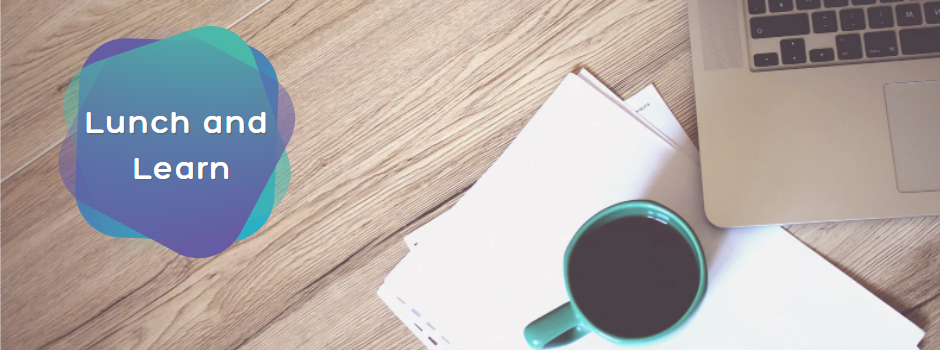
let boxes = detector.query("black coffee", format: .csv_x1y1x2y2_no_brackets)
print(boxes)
568,216,700,338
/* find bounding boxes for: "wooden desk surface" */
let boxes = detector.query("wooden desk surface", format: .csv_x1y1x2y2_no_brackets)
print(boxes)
2,0,939,349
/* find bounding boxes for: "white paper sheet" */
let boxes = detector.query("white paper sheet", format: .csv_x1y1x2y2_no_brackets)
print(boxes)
576,73,699,164
624,84,699,161
403,73,696,250
386,72,924,349
379,254,456,349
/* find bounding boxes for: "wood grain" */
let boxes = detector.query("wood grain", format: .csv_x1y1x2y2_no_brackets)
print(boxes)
0,0,264,179
909,292,940,348
2,0,938,349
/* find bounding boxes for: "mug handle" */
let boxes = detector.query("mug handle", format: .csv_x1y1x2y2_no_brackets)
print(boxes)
523,302,592,349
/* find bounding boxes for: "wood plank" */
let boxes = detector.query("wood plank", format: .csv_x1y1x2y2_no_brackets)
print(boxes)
2,0,939,349
0,0,265,179
908,292,940,349
788,218,940,315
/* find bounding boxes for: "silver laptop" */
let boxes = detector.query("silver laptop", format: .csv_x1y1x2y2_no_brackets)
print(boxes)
687,0,940,227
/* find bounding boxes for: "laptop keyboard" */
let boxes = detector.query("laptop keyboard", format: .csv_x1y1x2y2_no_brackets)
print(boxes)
745,0,940,71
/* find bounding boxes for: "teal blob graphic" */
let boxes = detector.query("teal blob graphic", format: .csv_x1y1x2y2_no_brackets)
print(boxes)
59,27,295,257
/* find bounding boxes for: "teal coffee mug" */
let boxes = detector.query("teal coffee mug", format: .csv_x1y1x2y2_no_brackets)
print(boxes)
523,200,707,348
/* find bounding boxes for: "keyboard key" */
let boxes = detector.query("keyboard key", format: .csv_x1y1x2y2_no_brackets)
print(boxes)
749,0,767,14
781,38,808,64
825,0,849,7
926,2,940,24
900,27,940,55
755,53,780,67
836,34,864,59
797,0,821,10
896,4,924,26
868,6,894,28
751,14,812,38
840,9,867,31
852,0,876,4
864,31,900,57
810,48,836,62
813,11,839,32
770,0,795,12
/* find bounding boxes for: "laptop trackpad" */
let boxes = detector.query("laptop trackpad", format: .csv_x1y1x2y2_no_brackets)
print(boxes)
885,81,940,193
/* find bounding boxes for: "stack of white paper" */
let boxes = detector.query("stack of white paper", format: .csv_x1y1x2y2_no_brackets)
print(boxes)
378,70,925,350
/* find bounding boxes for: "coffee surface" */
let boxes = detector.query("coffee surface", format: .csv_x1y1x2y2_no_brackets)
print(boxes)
568,216,700,338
